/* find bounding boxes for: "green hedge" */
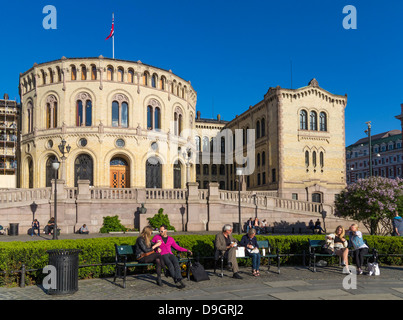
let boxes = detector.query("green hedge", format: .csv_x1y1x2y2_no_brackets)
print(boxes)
0,235,402,287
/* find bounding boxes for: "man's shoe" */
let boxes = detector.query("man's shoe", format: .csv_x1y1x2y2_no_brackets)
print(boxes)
233,273,243,279
176,281,186,289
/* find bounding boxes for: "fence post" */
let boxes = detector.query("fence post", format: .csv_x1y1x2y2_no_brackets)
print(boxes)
20,264,25,288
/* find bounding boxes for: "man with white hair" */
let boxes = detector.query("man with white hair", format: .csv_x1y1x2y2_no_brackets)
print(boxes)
214,224,242,279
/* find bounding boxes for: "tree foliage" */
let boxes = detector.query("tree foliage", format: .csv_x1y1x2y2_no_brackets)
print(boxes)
335,177,403,235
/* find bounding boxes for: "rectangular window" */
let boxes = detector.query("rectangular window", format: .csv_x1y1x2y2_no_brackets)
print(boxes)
292,193,298,200
272,169,276,183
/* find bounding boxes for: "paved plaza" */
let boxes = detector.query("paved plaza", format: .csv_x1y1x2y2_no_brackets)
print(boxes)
1,232,402,302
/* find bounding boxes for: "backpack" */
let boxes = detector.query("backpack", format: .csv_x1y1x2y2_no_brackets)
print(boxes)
190,261,210,282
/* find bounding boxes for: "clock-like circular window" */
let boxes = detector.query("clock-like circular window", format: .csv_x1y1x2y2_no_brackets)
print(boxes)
46,140,53,149
116,139,125,148
151,142,158,151
78,138,88,147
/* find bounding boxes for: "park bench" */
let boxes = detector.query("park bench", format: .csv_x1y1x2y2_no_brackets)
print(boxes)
213,239,280,277
308,238,378,272
113,242,192,288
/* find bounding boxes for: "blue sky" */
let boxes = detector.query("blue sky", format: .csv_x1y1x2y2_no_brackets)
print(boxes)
1,0,402,146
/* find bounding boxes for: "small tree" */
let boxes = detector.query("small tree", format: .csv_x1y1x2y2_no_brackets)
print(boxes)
147,208,176,231
100,215,127,233
335,177,403,235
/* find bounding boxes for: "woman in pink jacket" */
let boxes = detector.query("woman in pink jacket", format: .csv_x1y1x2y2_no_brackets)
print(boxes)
152,224,192,289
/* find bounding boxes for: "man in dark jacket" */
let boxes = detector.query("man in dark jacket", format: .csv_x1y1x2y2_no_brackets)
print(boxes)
215,224,242,279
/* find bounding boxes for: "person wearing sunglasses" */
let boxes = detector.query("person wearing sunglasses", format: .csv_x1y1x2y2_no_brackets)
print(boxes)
151,224,192,289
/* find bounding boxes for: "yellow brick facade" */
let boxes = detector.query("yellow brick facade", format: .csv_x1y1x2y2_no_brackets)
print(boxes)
19,57,197,189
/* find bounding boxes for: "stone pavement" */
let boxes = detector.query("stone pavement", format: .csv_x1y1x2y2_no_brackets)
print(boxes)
1,265,402,301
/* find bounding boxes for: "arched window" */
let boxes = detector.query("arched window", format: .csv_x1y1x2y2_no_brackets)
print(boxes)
127,69,134,83
48,68,53,83
261,118,265,137
256,120,261,139
81,65,87,80
91,65,97,80
117,68,124,82
111,94,129,127
305,151,310,167
46,155,58,187
202,137,209,152
195,136,201,152
257,153,261,167
262,151,266,166
310,111,318,131
76,93,92,127
27,102,34,133
174,108,183,136
146,157,162,188
56,67,62,82
107,66,113,81
143,72,149,86
300,110,307,130
74,154,94,187
41,70,46,85
152,74,157,88
71,66,77,80
203,164,209,175
45,95,58,129
147,106,153,130
154,107,161,130
320,112,327,131
160,77,165,90
173,163,181,189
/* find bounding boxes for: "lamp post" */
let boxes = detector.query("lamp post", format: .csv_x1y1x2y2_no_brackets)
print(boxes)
51,159,60,240
236,167,244,234
365,122,372,177
182,147,192,185
58,138,71,181
321,210,327,234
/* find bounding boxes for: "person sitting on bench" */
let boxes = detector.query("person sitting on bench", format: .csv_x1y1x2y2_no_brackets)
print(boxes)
151,224,192,289
215,224,243,279
31,219,40,236
240,228,261,276
44,217,55,235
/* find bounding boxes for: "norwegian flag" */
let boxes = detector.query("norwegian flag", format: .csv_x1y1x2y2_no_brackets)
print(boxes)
105,14,114,40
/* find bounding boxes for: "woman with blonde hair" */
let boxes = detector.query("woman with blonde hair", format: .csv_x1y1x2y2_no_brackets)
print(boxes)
348,223,369,275
325,226,350,274
135,226,164,286
333,226,350,273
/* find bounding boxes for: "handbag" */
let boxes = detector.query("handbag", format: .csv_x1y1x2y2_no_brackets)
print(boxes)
367,262,380,276
138,250,154,260
190,261,210,282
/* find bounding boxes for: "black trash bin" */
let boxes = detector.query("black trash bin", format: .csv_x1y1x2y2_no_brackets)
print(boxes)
8,223,19,236
233,222,240,234
46,249,82,295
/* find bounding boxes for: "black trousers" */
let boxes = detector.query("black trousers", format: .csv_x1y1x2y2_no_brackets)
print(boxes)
353,248,369,269
162,254,182,282
138,252,165,277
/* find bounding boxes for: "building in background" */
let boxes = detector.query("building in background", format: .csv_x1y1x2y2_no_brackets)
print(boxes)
194,111,228,189
18,57,197,189
346,130,403,183
0,94,20,188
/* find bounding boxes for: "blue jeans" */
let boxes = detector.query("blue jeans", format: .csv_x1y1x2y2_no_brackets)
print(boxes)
248,252,261,271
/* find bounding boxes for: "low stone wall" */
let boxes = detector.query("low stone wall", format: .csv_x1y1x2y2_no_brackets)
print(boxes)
0,181,357,235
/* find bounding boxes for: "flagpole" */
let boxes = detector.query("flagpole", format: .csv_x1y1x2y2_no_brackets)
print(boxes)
112,13,115,59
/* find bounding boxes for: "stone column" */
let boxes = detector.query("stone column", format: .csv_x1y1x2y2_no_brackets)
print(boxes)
75,180,92,233
207,182,222,231
186,182,205,231
51,179,68,233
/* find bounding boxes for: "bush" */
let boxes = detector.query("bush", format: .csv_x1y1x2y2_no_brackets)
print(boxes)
100,216,127,233
147,208,176,231
0,235,401,287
